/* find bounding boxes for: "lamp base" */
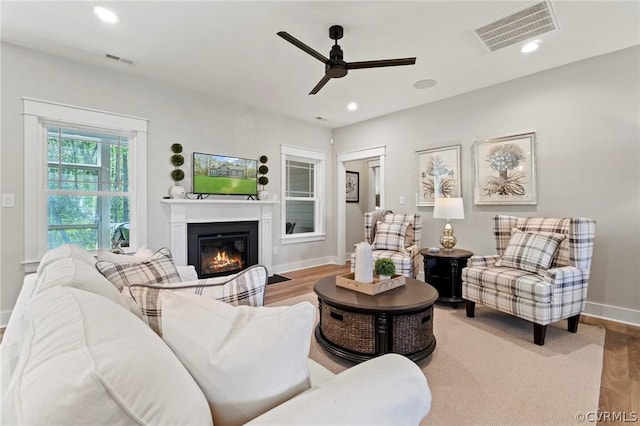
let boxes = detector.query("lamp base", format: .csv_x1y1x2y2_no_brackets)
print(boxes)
440,221,457,252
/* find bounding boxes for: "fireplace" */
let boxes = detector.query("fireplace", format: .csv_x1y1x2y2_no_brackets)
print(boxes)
187,221,259,278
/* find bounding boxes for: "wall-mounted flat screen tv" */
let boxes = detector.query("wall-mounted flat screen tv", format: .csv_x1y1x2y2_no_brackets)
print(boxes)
192,152,257,196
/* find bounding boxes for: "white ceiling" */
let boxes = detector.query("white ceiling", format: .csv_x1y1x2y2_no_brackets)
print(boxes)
2,1,639,129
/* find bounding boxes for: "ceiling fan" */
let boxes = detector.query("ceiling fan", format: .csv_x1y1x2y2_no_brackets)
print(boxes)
277,25,417,95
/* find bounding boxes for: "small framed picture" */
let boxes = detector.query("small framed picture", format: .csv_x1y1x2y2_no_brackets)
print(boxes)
416,145,461,206
345,171,359,203
473,132,537,205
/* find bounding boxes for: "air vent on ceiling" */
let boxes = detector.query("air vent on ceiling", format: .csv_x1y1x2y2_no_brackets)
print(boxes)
105,53,134,65
474,1,559,51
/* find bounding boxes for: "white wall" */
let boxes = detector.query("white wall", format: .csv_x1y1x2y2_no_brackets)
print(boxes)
344,159,369,258
333,47,640,324
0,43,333,319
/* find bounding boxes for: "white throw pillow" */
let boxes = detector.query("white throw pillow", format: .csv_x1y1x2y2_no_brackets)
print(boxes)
36,257,129,310
1,286,212,426
160,291,315,426
96,246,156,263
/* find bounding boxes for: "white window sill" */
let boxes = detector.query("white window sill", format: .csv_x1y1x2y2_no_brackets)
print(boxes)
280,233,326,245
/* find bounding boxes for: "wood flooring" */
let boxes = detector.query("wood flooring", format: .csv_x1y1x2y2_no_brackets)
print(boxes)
267,263,640,424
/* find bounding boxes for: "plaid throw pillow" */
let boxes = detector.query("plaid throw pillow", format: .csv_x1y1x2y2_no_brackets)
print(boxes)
96,247,181,292
495,229,566,274
372,221,411,252
128,265,268,335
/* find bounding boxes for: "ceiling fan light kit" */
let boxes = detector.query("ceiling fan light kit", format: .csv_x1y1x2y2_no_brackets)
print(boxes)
277,25,417,95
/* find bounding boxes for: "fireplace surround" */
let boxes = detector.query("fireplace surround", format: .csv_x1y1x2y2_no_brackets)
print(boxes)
160,199,278,275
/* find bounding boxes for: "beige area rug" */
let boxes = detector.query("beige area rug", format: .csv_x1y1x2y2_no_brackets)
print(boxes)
270,293,605,426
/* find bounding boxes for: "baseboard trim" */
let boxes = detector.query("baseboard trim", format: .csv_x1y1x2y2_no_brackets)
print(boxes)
583,301,640,327
272,256,340,275
1,310,12,328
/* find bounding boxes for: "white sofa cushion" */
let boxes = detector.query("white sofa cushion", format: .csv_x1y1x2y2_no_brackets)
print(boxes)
247,353,431,426
1,286,212,426
128,264,268,334
96,247,181,291
160,291,315,426
36,243,96,275
36,256,129,310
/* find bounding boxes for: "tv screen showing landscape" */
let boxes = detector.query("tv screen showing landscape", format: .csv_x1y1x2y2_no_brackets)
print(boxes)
192,152,257,196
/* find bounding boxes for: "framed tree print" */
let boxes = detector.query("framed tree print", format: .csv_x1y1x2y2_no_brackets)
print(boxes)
345,171,359,202
416,145,461,206
473,132,537,205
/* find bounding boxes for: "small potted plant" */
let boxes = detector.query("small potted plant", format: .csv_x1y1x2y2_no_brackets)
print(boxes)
375,258,396,280
169,143,186,199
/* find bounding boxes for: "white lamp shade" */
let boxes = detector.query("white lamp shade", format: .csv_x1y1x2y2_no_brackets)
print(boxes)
433,197,465,219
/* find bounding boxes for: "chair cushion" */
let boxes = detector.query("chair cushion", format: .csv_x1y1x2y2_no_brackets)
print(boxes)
462,266,552,303
495,229,566,274
372,250,417,277
128,265,268,335
372,221,410,252
160,291,314,426
96,247,181,291
1,286,212,426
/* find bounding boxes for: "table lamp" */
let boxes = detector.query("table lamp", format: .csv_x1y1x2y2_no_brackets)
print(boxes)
433,197,465,252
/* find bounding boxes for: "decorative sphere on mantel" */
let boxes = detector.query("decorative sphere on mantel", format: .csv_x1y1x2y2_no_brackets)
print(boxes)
257,189,269,200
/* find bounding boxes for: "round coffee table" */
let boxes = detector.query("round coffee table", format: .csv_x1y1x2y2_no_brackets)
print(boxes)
313,276,438,363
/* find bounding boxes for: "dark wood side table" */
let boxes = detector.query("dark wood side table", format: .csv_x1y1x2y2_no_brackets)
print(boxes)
420,248,473,308
313,276,438,363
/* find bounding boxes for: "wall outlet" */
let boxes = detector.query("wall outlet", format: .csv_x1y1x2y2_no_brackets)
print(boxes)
273,246,278,255
399,195,405,205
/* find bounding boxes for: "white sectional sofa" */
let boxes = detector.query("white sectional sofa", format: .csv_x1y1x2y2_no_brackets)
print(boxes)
1,245,431,425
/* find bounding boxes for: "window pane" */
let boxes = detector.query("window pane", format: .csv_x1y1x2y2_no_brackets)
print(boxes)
286,160,315,197
48,194,129,250
47,126,129,193
285,200,315,233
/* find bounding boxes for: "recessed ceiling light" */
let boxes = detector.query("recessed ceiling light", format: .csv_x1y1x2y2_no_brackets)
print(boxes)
347,102,358,111
521,41,540,53
93,6,120,24
413,79,437,90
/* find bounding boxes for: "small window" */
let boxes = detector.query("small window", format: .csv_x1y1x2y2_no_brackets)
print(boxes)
281,146,325,243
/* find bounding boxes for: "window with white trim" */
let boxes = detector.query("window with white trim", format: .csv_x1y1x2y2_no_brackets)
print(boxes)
281,145,325,243
46,125,131,250
23,98,147,266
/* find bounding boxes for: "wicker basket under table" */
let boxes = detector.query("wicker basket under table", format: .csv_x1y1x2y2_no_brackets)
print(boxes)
313,275,439,363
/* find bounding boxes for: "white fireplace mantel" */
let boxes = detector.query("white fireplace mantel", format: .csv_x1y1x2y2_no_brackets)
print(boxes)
160,199,279,275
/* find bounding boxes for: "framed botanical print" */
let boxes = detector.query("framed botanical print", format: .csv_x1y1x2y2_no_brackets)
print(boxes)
416,145,461,206
473,132,537,205
345,171,359,202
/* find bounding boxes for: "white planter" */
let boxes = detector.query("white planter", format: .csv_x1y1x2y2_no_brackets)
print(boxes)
257,190,269,200
169,185,186,199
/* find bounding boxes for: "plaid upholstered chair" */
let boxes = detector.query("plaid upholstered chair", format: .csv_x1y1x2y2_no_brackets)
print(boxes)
350,211,422,278
462,215,595,345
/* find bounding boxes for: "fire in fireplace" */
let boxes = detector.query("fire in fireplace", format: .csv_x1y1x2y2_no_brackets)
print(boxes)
187,221,259,278
201,239,244,275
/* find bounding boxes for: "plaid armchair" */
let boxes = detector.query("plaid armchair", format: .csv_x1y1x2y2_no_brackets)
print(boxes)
350,211,422,278
462,215,595,345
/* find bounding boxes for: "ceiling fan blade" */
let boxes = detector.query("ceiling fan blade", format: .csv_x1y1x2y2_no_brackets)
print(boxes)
309,75,332,95
346,57,417,70
277,31,329,64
